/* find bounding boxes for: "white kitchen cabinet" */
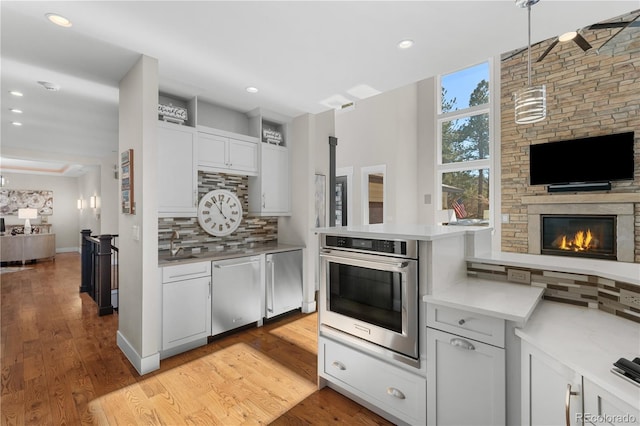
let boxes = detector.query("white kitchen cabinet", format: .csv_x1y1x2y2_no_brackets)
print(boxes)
197,127,258,176
161,261,212,356
211,256,262,335
157,121,198,217
427,304,506,425
583,378,640,426
521,340,583,426
319,336,427,425
248,143,290,215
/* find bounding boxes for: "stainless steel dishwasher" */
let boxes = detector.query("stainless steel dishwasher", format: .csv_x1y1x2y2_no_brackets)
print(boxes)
211,255,262,335
265,249,302,319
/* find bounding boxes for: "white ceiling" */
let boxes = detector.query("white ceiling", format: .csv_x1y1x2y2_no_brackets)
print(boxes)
1,1,638,173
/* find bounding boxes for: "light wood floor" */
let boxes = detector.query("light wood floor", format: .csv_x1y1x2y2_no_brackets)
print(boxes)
0,253,393,425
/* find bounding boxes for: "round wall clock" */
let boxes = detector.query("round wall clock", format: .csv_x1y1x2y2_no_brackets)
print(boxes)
197,189,243,236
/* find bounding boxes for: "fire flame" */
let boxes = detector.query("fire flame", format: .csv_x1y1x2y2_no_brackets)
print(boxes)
558,229,595,252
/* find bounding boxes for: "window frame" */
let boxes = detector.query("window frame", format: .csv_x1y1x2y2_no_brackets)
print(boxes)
436,59,495,222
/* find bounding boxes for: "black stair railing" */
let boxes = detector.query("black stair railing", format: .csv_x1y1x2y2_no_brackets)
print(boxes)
80,229,119,316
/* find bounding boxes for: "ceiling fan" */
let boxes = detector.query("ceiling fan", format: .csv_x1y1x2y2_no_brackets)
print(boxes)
536,11,640,62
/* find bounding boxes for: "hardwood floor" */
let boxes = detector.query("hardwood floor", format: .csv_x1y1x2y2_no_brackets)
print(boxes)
1,253,393,425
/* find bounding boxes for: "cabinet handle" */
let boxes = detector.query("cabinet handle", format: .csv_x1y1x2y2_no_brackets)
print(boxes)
208,280,211,299
193,190,197,207
450,338,475,351
332,361,346,371
565,384,579,426
386,387,406,400
268,260,275,313
458,319,466,325
262,193,266,208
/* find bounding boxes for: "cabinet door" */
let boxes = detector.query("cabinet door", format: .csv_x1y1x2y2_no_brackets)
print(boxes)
522,341,583,426
198,132,228,170
583,378,640,426
228,138,258,175
261,144,290,214
211,257,262,335
265,250,302,318
158,123,197,217
162,276,211,350
427,327,505,425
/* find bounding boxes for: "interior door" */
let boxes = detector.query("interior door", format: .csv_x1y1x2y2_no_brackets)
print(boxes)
335,175,348,226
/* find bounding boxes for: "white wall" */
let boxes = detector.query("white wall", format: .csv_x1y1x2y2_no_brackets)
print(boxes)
417,77,438,225
1,172,80,252
100,154,120,235
335,84,419,225
78,165,101,238
117,55,161,375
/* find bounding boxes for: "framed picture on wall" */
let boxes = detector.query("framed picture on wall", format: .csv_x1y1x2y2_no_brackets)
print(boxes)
314,174,326,228
121,149,135,214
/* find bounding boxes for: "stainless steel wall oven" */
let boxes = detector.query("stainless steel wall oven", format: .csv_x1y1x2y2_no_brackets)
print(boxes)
319,234,419,360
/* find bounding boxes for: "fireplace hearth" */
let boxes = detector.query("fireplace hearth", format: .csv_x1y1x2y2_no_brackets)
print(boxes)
541,215,616,260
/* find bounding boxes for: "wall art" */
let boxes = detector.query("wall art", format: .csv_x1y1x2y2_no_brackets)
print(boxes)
121,149,135,214
0,190,53,216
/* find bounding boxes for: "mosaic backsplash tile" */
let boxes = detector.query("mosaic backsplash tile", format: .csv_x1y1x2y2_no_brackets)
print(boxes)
158,172,277,253
467,262,640,324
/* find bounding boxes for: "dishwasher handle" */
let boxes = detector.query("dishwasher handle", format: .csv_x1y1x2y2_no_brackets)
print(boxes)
213,257,261,269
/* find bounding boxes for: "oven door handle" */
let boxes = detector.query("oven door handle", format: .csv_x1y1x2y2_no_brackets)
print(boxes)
320,250,411,272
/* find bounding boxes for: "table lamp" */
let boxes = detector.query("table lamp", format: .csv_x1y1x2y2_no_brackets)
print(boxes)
18,208,38,234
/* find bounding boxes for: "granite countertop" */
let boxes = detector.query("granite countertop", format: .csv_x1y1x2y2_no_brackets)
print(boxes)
423,277,544,323
314,223,492,241
516,300,640,409
158,243,304,266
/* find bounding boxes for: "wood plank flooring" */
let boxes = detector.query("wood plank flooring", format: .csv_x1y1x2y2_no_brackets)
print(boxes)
1,253,393,425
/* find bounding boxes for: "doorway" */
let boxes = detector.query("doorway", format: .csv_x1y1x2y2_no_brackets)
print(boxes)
361,165,386,225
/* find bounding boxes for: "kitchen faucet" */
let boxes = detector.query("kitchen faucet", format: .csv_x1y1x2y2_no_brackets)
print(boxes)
170,230,183,257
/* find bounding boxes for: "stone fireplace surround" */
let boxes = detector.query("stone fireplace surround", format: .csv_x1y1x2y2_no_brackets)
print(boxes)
523,193,639,263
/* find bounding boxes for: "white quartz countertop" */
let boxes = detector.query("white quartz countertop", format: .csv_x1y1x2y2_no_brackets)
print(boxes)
423,278,544,323
158,243,304,266
468,251,640,286
314,223,491,241
516,301,640,409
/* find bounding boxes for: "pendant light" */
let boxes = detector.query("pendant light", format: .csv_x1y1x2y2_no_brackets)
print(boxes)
514,0,547,124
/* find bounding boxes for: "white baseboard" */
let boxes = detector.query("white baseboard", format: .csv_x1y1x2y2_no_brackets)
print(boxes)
56,247,80,253
302,300,316,313
116,331,160,375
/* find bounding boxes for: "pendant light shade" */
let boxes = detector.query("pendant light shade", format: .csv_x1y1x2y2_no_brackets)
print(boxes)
514,0,547,124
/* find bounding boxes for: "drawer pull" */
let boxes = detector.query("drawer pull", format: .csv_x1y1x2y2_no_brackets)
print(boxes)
331,361,346,371
565,384,579,426
387,387,406,400
458,319,466,325
450,338,475,351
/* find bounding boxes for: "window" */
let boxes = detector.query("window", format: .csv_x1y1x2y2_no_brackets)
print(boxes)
437,61,492,224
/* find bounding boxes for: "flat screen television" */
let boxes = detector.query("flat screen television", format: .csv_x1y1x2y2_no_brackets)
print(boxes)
529,131,635,186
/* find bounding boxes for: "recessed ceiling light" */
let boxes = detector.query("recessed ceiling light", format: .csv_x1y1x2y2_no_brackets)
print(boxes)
559,31,578,42
46,13,72,28
9,91,23,97
11,122,23,126
10,108,23,114
37,81,61,91
246,86,259,93
397,39,414,49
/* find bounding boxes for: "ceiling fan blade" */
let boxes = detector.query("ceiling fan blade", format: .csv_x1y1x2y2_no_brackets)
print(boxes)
573,33,592,51
536,38,559,63
588,22,631,30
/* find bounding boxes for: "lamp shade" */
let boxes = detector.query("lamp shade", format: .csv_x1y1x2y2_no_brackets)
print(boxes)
18,208,38,220
514,85,547,124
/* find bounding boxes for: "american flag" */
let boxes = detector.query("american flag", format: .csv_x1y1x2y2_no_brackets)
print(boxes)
452,198,467,219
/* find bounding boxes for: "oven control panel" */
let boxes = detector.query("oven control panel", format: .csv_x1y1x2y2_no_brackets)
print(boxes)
323,235,416,257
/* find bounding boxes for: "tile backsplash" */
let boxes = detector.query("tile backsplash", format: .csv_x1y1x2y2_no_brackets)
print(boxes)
158,172,277,252
467,262,640,324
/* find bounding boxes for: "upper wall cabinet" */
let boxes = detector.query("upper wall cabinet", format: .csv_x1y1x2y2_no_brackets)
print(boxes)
197,126,258,176
246,108,291,216
157,121,198,217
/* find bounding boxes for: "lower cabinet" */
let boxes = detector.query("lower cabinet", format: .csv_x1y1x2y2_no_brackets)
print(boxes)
426,304,506,426
521,341,583,426
211,256,262,335
161,262,212,355
319,336,426,425
522,341,640,426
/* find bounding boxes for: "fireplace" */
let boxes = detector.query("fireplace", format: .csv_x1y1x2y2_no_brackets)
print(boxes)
541,215,616,260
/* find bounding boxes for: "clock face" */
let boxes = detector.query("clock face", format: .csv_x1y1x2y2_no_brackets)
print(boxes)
197,189,243,236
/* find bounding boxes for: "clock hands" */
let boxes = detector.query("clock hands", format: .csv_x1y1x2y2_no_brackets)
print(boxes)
212,198,227,219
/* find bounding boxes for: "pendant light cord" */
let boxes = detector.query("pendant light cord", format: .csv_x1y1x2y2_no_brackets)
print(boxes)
527,5,532,86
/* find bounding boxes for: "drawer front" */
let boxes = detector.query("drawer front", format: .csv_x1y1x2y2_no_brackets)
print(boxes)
162,261,211,283
322,338,426,425
427,304,505,347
